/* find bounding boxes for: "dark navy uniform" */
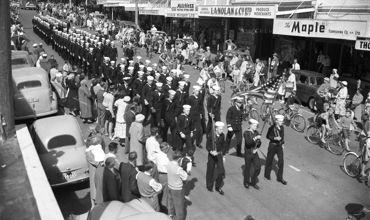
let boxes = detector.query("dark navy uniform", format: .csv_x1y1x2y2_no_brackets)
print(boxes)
188,94,203,147
176,113,194,153
264,124,285,182
206,131,226,192
225,105,243,156
206,94,221,131
243,129,261,187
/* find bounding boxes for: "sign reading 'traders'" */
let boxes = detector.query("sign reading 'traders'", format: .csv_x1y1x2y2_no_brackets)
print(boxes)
273,19,367,41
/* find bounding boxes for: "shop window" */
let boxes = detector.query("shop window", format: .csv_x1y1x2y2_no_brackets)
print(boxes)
310,77,315,85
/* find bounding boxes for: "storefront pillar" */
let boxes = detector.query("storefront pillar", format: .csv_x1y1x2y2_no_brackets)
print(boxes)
223,18,229,50
338,43,344,74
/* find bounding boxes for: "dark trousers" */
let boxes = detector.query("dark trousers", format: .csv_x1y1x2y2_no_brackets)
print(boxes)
244,149,261,185
264,144,284,180
206,154,225,190
315,95,325,114
178,134,193,155
207,114,220,133
191,117,203,146
168,188,186,220
226,129,242,155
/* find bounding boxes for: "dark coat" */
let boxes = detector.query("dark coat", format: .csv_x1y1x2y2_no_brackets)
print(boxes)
226,105,243,131
119,162,139,203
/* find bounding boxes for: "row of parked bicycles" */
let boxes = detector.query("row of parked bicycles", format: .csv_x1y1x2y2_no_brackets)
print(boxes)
233,90,370,188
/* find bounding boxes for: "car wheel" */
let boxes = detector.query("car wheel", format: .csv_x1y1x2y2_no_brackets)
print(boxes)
308,97,316,111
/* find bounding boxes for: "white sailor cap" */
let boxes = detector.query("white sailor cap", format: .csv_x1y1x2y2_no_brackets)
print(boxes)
147,76,154,81
110,61,115,64
123,96,131,102
42,53,48,57
135,114,145,122
275,115,284,122
136,56,142,60
249,118,259,124
147,67,153,72
193,85,201,91
170,69,177,73
178,81,186,86
153,63,158,67
213,85,221,91
162,66,167,70
215,121,225,127
139,65,145,69
166,76,173,82
121,58,126,62
138,70,144,75
183,105,191,111
156,82,163,87
145,60,151,64
168,90,176,95
32,43,38,47
129,60,134,64
183,74,190,79
128,66,134,71
196,78,204,85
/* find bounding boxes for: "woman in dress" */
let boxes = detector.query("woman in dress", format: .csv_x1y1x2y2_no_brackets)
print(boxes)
113,94,131,146
78,77,93,123
129,114,146,167
65,73,80,116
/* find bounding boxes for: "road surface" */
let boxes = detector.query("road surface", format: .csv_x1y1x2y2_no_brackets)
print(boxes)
19,9,370,220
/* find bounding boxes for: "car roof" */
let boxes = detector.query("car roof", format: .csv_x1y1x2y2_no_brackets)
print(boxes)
293,70,324,77
11,50,29,58
32,115,83,146
12,67,48,79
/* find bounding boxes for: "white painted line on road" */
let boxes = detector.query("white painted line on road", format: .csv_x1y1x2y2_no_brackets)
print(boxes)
289,165,301,172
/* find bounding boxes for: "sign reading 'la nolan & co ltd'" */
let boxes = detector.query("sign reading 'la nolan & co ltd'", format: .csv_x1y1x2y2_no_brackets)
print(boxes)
198,5,276,19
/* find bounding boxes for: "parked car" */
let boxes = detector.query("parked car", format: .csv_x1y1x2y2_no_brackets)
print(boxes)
12,67,57,120
11,50,34,69
30,115,89,187
25,2,37,10
68,200,172,220
293,70,325,110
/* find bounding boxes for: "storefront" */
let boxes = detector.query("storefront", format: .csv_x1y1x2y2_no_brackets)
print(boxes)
164,0,198,37
198,5,276,57
273,18,369,78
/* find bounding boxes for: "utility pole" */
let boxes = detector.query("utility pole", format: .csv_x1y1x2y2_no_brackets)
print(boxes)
135,0,139,26
0,0,14,140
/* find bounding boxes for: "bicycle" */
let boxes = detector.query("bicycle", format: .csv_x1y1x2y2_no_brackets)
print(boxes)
306,124,346,155
276,105,306,132
343,137,370,187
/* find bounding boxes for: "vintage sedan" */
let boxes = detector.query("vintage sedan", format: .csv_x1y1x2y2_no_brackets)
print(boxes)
13,67,57,120
11,50,34,69
30,115,89,187
68,200,172,220
293,70,325,110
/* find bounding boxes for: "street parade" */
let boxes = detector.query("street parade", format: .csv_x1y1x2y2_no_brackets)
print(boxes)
2,1,370,220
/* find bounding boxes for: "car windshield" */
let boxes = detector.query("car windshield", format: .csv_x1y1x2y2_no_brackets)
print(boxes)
17,80,41,90
12,58,28,65
48,135,77,149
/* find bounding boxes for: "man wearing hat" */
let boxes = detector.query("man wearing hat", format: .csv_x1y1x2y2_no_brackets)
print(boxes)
243,119,262,189
335,81,348,117
174,81,189,116
132,71,144,98
119,151,139,203
176,105,194,152
264,115,287,185
206,121,227,195
207,85,222,132
163,76,173,98
152,82,165,128
162,90,177,142
269,52,279,79
188,85,204,149
225,96,244,157
109,41,118,61
142,75,156,123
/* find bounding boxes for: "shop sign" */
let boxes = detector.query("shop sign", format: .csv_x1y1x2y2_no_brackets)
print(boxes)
167,0,198,18
355,37,370,51
198,5,276,19
273,19,367,41
140,9,160,15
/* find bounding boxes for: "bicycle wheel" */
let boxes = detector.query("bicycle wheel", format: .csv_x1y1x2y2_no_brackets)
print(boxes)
342,152,361,178
290,114,306,132
249,108,260,122
306,125,322,144
326,133,345,155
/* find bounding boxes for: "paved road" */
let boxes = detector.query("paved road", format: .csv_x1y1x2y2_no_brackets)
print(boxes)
19,10,370,220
